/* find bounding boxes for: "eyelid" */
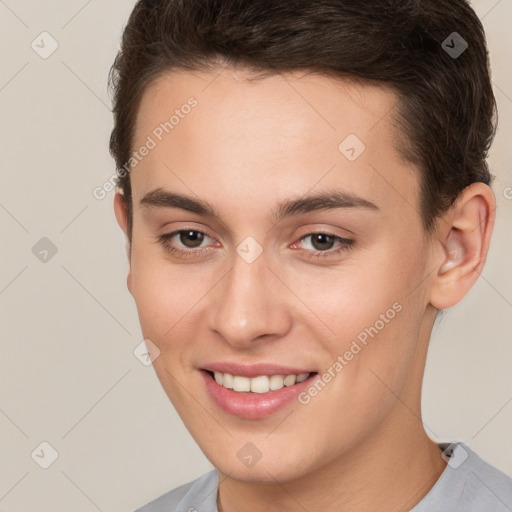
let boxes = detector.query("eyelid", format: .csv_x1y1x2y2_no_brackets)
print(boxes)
160,227,217,245
294,224,353,239
296,231,351,245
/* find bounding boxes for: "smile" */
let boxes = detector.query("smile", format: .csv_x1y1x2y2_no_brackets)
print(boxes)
201,366,319,419
210,371,310,393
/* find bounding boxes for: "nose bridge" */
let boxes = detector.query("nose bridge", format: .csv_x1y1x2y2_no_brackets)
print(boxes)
208,249,292,347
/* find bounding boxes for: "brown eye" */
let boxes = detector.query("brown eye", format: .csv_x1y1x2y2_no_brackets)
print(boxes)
309,233,336,251
297,232,355,260
157,229,213,256
179,230,205,248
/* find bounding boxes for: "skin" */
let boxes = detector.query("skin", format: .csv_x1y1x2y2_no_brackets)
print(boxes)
114,67,495,512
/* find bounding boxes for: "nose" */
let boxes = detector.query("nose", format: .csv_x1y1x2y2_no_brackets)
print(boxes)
206,250,293,348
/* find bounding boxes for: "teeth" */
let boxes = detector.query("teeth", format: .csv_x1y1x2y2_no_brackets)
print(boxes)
223,373,234,389
250,375,270,394
233,376,251,392
269,375,285,391
283,374,296,386
211,371,311,393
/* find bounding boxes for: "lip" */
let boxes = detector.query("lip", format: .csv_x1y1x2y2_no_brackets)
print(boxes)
203,362,315,378
200,368,318,419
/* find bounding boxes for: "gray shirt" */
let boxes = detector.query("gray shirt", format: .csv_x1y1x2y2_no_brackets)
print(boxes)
135,442,512,511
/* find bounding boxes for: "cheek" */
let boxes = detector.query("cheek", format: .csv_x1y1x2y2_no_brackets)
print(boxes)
296,240,427,388
129,250,208,406
129,243,203,348
290,243,421,335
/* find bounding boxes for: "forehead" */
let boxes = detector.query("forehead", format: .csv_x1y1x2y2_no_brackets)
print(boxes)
130,67,419,224
135,68,400,147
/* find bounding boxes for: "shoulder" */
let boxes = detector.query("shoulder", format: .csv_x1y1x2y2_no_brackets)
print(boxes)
413,441,512,511
135,470,219,512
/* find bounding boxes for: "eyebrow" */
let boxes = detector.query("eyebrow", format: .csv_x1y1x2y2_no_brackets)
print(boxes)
140,187,379,221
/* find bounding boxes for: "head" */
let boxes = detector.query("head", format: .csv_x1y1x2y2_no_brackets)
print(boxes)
110,0,496,482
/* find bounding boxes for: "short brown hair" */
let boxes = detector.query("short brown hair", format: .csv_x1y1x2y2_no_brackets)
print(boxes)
109,0,497,242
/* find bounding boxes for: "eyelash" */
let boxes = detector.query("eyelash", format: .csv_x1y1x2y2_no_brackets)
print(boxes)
157,229,355,260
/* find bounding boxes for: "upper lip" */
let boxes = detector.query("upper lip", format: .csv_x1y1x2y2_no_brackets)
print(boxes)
202,362,316,378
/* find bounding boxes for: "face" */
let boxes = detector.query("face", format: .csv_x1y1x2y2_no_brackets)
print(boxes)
116,67,439,482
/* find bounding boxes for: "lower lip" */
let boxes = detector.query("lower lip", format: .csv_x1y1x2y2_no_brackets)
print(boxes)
201,370,317,419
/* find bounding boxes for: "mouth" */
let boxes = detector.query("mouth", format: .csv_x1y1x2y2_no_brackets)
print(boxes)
200,367,319,419
204,369,317,394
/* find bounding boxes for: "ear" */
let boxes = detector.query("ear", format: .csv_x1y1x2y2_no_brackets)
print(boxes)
429,182,496,310
113,189,133,295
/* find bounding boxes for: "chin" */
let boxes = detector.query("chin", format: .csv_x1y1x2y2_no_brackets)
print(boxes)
216,459,309,484
198,439,318,484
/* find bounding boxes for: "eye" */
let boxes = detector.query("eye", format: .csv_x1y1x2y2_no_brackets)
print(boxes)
156,229,354,260
157,229,216,257
296,232,354,259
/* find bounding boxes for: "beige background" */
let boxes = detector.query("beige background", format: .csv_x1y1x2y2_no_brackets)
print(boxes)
1,1,511,511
